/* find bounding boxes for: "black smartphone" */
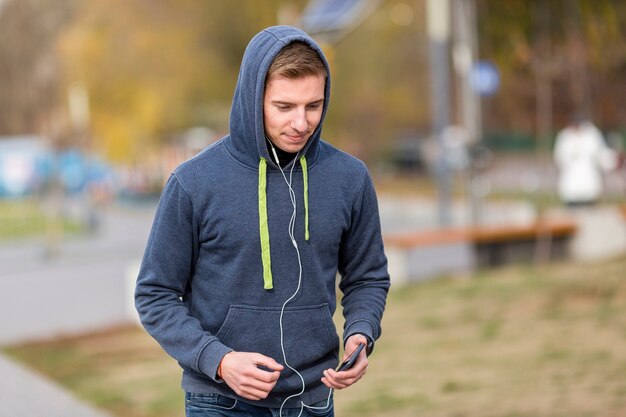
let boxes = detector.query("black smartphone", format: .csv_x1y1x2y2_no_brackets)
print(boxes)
336,343,365,372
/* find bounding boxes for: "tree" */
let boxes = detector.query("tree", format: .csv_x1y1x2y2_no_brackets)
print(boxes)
477,0,626,136
58,0,307,163
0,0,74,137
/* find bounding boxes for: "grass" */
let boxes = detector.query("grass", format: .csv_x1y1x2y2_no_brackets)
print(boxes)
4,257,626,417
0,198,83,241
3,326,183,417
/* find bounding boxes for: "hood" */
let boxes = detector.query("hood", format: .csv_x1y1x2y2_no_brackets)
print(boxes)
227,25,331,169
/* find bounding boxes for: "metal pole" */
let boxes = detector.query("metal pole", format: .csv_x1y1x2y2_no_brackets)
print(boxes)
426,0,452,226
453,0,481,142
452,0,482,225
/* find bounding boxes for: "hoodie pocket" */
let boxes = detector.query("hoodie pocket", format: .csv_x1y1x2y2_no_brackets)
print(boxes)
215,303,339,369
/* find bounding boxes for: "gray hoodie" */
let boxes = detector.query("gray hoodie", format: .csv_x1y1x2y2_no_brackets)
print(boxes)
135,25,390,408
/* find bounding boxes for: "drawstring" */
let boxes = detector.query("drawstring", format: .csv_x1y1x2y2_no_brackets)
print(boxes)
259,158,273,290
300,155,309,241
258,156,310,290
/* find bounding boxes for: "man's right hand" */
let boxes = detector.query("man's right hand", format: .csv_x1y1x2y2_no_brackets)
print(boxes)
218,351,284,401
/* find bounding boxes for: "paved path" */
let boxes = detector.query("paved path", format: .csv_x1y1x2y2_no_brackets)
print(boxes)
0,353,112,417
0,201,156,417
0,202,156,344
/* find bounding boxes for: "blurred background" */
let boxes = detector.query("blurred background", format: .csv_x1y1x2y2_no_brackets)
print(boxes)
1,0,626,416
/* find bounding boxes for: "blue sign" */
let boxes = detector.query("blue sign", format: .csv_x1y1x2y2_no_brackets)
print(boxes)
470,61,500,96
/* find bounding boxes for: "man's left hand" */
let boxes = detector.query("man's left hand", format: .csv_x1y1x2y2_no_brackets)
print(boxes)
321,334,368,390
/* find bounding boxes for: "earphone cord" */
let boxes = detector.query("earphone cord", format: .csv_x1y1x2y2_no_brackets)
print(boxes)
270,145,333,417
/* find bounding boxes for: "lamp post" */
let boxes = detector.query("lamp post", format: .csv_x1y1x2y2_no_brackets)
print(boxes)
426,0,452,226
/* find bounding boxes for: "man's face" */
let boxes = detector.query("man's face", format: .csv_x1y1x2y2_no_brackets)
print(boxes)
263,74,325,154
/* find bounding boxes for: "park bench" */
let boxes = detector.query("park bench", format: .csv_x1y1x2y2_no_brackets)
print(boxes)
384,218,578,284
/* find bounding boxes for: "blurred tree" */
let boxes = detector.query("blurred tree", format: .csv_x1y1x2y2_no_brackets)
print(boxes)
0,0,74,137
324,0,430,163
58,0,307,163
1,0,625,166
60,0,212,162
58,0,429,164
477,0,626,137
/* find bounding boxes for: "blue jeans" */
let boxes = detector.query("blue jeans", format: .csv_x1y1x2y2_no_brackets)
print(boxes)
185,393,334,417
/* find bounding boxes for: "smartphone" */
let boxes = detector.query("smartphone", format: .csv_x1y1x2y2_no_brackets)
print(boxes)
336,343,365,372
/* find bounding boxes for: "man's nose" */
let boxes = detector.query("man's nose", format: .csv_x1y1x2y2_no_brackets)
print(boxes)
291,109,308,133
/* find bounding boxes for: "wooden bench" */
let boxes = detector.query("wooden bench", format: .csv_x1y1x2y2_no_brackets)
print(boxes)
384,219,578,283
470,220,577,266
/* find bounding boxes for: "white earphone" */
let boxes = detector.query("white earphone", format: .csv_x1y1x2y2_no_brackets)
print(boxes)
267,139,333,417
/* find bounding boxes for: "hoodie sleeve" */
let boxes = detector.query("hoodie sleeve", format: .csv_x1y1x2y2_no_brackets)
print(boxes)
134,174,232,382
338,169,390,354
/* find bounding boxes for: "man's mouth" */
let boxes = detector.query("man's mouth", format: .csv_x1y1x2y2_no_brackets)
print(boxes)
285,133,307,141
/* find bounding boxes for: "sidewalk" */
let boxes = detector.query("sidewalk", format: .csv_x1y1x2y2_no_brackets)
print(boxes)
0,353,112,417
0,202,156,415
0,203,156,345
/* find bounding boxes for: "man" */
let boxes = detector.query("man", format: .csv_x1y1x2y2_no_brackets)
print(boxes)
554,114,617,207
135,25,390,417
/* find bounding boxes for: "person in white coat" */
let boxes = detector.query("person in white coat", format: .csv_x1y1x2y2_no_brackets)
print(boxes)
553,116,617,207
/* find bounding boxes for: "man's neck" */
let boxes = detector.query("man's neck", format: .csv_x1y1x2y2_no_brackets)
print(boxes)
266,140,297,167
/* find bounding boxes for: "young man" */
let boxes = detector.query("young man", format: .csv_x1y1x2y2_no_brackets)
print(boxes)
135,25,390,417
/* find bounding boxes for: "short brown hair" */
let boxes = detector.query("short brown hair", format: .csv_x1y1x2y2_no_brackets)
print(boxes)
266,41,327,82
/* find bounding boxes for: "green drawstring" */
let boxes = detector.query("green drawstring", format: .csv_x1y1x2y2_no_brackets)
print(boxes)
300,155,309,241
258,155,310,290
259,158,273,290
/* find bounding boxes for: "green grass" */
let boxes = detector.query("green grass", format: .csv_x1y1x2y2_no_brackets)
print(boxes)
0,198,83,241
4,257,626,417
